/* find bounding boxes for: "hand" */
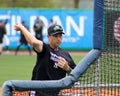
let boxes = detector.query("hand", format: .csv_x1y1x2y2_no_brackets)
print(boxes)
58,57,70,71
14,23,23,31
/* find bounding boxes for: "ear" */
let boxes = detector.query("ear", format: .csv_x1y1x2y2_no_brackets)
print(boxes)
47,35,51,39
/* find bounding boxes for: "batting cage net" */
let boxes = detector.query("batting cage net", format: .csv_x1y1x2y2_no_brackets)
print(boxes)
10,0,120,96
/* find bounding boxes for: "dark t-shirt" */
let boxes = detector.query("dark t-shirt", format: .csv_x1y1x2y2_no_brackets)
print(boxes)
0,26,6,43
32,43,76,80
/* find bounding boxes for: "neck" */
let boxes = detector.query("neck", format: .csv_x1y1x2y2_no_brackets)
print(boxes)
49,44,59,51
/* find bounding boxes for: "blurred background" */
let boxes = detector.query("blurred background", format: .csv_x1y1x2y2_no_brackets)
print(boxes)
0,0,94,53
0,0,94,9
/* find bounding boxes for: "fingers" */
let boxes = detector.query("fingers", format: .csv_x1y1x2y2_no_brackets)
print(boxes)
14,24,18,30
14,23,21,31
58,57,69,71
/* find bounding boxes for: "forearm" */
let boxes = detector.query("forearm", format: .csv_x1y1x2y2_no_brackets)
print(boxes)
14,24,43,52
20,25,37,46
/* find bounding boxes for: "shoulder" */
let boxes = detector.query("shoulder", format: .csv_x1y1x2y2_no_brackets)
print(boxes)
58,48,70,56
36,43,50,56
41,43,50,52
59,48,68,53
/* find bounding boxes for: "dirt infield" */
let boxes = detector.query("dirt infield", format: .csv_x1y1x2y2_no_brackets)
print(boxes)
2,50,88,56
1,88,120,96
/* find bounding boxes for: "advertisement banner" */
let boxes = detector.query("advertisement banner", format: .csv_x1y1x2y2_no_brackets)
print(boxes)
0,9,93,50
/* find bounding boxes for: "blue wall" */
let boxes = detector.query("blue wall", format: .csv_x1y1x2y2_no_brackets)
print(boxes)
0,9,93,50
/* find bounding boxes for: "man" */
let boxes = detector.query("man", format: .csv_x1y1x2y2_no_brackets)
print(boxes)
14,24,76,95
0,20,6,55
15,21,32,55
33,16,44,41
3,11,10,54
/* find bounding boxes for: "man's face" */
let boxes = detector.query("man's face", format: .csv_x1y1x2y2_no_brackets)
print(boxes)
48,34,63,49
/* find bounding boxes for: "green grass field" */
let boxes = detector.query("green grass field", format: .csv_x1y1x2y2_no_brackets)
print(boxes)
0,54,84,87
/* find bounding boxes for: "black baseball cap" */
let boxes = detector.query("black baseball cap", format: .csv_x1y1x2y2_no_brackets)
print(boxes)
48,24,64,36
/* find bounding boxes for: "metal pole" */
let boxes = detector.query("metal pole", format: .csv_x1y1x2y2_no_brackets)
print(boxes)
95,58,100,96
